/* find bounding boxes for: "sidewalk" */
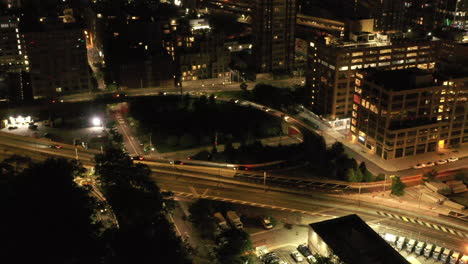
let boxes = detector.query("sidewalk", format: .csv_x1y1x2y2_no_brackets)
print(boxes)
297,109,468,173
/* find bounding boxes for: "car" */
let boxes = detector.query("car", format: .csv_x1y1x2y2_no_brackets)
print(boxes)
132,156,144,161
284,116,291,121
28,124,38,130
49,145,63,149
436,159,447,165
261,216,273,229
237,166,249,171
170,160,184,165
413,163,425,169
297,244,313,258
448,157,459,162
290,251,304,262
425,161,435,167
7,126,18,130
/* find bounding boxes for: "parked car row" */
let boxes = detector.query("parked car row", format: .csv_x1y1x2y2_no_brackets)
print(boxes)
413,157,459,169
382,233,467,264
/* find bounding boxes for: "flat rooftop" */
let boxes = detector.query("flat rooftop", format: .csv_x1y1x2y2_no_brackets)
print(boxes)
361,68,434,91
310,214,409,264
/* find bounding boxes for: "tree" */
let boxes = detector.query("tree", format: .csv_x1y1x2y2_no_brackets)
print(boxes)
0,158,101,264
240,82,248,91
328,141,345,159
375,173,386,181
94,145,192,263
423,169,438,182
454,171,467,183
363,170,374,182
180,133,197,148
359,162,367,174
217,229,253,264
313,255,334,264
391,176,406,196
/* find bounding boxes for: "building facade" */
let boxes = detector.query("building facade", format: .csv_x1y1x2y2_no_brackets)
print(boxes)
435,0,468,30
0,16,25,72
253,0,296,73
306,35,438,119
351,68,468,160
23,21,92,99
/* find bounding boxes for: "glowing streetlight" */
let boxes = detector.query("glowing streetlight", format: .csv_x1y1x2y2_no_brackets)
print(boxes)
91,117,101,127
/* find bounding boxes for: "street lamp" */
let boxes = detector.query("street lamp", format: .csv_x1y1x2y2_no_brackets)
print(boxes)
91,117,101,127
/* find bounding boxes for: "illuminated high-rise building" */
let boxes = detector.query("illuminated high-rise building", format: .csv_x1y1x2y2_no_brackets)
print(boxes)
254,0,297,73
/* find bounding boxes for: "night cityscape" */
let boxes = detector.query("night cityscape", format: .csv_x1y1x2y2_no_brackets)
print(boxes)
1,0,468,263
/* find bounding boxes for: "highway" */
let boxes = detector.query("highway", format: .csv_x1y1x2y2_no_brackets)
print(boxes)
0,125,467,254
152,172,468,253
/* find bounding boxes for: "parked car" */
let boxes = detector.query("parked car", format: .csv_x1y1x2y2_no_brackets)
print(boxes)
441,248,452,263
413,163,425,169
8,126,18,130
261,216,273,229
424,244,434,258
436,159,448,165
49,145,63,149
425,161,435,167
396,236,406,250
414,241,425,255
432,246,442,260
406,239,416,253
290,251,304,262
448,157,459,162
170,160,184,165
297,244,313,258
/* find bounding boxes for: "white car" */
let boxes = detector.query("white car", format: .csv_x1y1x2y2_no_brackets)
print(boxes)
413,163,425,169
261,217,273,229
425,162,435,167
448,157,459,162
436,159,447,165
291,251,304,262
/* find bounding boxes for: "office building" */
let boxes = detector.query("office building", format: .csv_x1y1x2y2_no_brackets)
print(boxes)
435,0,468,30
254,0,296,74
306,34,438,120
84,5,176,89
0,16,25,72
22,16,92,99
308,214,409,264
351,68,468,160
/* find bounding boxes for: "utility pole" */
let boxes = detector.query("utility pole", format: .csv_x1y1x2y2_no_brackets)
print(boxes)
358,186,362,207
383,174,387,194
263,171,267,192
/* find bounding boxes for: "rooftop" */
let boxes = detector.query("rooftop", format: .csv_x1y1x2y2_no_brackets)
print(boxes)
361,68,434,91
310,214,409,264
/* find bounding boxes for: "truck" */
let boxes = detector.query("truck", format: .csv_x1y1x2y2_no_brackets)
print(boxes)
449,252,460,264
406,239,416,253
441,248,452,263
414,241,425,255
226,211,243,229
396,236,406,250
423,244,434,258
214,212,229,230
433,246,442,260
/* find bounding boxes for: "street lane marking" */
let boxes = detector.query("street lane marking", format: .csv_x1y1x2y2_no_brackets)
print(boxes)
201,188,210,196
189,186,199,196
